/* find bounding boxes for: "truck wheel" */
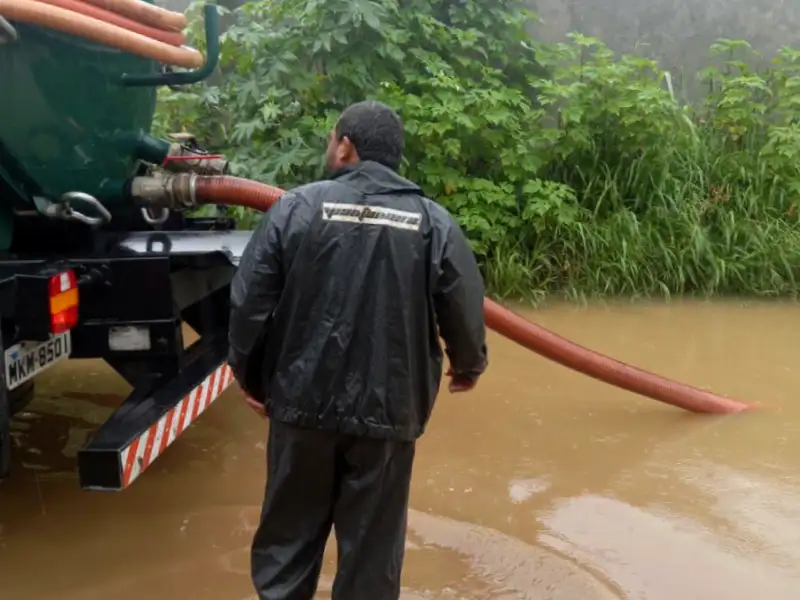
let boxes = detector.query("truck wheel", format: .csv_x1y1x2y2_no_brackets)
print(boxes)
9,380,34,415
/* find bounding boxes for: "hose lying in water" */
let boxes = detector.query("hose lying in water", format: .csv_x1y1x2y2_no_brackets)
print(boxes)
482,302,753,414
32,0,185,45
189,176,754,415
0,0,202,68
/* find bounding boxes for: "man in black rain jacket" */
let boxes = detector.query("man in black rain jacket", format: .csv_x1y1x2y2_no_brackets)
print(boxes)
228,100,488,600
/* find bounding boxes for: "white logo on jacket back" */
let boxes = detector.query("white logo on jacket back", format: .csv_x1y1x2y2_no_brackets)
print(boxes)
321,203,422,231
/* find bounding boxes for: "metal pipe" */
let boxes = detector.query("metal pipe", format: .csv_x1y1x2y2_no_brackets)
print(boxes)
120,3,220,88
0,16,18,43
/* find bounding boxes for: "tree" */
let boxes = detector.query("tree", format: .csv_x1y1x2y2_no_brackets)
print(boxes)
156,0,578,255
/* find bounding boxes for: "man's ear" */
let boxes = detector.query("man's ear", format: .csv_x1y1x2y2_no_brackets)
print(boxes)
337,136,359,163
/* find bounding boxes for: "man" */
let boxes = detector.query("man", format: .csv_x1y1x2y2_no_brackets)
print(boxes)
228,100,488,600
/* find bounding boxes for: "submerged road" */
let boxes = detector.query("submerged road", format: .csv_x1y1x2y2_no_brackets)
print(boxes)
1,299,799,599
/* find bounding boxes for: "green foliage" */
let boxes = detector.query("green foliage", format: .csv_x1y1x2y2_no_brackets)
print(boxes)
155,0,800,302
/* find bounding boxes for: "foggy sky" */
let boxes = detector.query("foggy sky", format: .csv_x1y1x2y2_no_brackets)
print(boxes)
160,0,800,98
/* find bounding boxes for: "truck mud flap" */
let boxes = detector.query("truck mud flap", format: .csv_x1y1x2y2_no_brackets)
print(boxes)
77,336,235,491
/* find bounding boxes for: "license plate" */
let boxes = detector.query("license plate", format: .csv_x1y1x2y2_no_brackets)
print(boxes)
4,332,71,391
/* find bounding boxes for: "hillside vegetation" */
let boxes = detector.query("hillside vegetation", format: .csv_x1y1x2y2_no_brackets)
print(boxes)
156,0,800,302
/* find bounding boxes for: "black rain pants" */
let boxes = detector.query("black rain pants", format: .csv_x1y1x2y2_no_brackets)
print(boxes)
251,419,416,600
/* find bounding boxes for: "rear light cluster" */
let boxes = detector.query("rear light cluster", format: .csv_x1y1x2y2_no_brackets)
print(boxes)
48,270,79,334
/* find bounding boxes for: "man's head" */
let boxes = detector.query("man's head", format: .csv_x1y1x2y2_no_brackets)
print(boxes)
325,100,405,173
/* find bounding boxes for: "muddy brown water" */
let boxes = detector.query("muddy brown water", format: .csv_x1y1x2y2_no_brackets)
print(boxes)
2,299,800,599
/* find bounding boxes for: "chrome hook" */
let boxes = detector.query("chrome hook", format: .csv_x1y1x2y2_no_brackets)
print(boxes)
141,206,170,227
36,192,112,227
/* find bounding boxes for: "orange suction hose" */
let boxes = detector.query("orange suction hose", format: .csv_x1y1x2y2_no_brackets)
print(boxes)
0,0,202,68
482,300,753,413
190,176,754,415
74,0,186,31
194,176,286,210
32,0,185,46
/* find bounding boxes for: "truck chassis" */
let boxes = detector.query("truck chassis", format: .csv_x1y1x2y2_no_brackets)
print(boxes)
0,214,252,491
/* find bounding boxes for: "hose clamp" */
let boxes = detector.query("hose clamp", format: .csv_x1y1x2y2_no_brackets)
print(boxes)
188,173,198,207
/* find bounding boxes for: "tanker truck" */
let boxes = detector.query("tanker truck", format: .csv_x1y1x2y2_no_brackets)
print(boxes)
0,0,754,493
0,0,257,491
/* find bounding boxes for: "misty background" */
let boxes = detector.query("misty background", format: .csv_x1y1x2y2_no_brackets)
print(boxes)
160,0,800,99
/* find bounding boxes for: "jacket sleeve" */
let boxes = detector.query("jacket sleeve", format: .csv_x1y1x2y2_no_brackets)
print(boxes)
433,215,488,379
227,193,296,393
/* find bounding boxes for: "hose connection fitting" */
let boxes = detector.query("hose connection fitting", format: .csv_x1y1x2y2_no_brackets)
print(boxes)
161,134,229,176
129,173,197,210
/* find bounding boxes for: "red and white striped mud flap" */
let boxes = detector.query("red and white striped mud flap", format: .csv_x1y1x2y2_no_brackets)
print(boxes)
120,362,235,488
78,358,236,491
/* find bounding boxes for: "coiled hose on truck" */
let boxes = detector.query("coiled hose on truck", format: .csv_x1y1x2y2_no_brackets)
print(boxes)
28,0,185,46
0,0,200,68
74,0,186,31
0,0,754,415
190,175,755,415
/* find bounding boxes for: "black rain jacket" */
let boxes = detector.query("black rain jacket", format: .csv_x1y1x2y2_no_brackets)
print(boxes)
228,160,487,441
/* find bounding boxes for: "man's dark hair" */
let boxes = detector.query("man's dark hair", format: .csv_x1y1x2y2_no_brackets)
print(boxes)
335,100,405,170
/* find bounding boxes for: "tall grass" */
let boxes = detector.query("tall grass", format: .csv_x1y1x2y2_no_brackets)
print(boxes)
483,39,800,302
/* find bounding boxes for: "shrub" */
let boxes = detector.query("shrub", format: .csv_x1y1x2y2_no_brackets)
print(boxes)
154,0,800,302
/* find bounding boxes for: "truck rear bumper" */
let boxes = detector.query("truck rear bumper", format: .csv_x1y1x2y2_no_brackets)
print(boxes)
78,333,233,491
0,226,253,486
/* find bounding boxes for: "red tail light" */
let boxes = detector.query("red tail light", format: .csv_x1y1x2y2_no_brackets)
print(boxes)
49,270,79,334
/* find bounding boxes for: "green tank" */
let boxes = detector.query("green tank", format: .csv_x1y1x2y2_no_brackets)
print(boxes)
0,4,219,248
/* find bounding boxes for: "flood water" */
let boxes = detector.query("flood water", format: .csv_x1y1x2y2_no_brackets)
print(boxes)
1,299,800,599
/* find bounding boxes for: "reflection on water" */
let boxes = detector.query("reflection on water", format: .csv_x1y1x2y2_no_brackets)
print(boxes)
2,299,800,598
540,490,800,600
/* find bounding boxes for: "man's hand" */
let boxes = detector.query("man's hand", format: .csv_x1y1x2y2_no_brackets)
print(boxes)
449,375,478,393
243,393,267,418
446,367,479,393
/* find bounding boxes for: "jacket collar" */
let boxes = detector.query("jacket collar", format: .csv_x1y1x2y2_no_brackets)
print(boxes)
329,160,422,196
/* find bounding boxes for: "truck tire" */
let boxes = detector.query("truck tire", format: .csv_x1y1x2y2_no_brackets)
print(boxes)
9,380,34,414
